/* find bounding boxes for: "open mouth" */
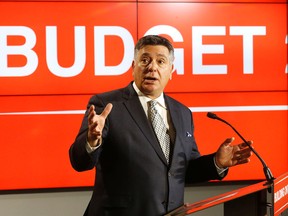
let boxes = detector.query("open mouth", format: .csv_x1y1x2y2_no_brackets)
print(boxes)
144,76,158,81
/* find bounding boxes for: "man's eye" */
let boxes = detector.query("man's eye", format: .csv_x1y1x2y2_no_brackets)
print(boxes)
141,59,149,64
158,59,166,64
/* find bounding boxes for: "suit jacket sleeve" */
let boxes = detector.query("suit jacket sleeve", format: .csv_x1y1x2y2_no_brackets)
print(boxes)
69,95,106,172
185,153,227,183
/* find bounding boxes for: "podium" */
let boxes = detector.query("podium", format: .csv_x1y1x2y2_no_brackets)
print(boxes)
165,172,288,216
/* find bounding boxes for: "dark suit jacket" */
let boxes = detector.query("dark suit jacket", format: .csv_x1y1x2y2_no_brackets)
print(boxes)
69,82,226,216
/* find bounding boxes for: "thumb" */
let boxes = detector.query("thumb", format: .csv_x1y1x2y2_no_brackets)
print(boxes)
222,137,235,147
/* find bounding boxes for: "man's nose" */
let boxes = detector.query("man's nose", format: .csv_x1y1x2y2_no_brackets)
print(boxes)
147,60,158,72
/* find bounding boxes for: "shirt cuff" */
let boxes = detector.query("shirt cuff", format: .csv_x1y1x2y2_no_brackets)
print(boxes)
214,156,228,176
85,139,102,153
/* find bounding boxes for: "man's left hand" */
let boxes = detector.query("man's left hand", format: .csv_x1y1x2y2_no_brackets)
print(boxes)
215,137,253,168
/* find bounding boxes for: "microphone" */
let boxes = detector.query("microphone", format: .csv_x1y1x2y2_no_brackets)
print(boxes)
207,112,274,183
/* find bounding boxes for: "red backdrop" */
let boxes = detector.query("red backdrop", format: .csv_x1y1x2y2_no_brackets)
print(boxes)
0,0,287,190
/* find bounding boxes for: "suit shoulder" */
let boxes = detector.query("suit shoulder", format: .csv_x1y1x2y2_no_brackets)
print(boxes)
97,88,124,100
89,84,132,104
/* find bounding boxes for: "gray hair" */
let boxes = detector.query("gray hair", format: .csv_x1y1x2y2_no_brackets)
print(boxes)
134,35,174,64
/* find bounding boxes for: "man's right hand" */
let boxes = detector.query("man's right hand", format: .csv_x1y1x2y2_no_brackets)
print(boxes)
87,103,113,147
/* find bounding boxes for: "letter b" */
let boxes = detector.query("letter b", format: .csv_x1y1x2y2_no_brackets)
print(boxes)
0,26,38,77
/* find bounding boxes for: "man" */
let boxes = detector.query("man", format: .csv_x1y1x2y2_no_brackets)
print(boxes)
69,35,252,216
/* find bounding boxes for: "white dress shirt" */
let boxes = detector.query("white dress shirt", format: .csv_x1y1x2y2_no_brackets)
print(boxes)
132,82,170,129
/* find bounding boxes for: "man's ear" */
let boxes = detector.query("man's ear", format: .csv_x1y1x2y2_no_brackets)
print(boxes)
170,64,174,80
132,60,135,77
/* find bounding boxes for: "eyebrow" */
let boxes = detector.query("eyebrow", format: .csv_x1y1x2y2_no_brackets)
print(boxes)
140,53,168,59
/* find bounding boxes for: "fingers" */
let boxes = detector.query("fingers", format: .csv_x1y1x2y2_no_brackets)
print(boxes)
235,150,251,164
88,103,113,124
240,147,253,156
223,137,253,150
217,137,253,168
233,148,252,160
232,145,253,166
88,105,96,125
236,158,251,165
87,103,113,135
101,103,113,119
238,140,253,149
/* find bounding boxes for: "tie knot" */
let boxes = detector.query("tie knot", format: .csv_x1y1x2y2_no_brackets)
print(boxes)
149,100,157,109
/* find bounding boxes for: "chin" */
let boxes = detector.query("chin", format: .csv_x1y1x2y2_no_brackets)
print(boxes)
143,89,162,98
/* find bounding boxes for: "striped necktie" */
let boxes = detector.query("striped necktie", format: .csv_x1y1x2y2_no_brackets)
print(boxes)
148,100,170,163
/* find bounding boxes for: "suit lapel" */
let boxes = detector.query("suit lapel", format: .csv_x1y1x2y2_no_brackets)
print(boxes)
165,95,183,165
122,84,168,165
165,96,181,137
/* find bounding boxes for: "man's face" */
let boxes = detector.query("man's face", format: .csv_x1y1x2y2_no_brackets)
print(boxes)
132,45,174,99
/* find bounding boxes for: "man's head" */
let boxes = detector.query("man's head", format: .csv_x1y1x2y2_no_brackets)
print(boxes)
132,35,175,99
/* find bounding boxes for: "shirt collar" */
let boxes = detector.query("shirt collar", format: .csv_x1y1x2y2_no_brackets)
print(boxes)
132,82,166,109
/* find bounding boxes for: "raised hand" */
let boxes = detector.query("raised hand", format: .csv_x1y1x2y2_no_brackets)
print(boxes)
87,103,113,147
215,137,253,168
